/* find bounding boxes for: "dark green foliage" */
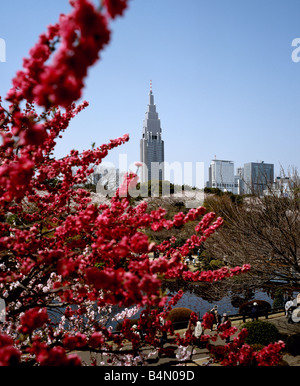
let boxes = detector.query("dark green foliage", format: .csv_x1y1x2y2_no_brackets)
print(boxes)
285,333,300,356
166,307,193,324
204,187,243,204
272,288,285,309
242,320,280,346
239,299,271,315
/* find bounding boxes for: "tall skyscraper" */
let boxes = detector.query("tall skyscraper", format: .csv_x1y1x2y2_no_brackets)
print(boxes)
140,82,164,183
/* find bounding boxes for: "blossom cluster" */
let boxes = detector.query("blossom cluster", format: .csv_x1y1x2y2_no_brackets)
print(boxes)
1,0,131,207
8,0,128,108
111,306,140,321
207,328,285,366
182,264,251,282
0,333,21,366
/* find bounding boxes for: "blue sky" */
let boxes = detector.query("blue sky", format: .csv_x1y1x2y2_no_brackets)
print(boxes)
0,0,300,185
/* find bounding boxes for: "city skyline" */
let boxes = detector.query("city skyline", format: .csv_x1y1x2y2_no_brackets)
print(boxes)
207,159,276,196
0,1,300,186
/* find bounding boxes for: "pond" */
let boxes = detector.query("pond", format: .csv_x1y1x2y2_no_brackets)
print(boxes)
48,281,300,331
161,279,300,319
104,281,300,331
176,288,277,318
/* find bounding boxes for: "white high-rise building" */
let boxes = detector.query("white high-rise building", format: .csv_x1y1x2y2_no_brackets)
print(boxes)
140,84,164,183
208,159,235,192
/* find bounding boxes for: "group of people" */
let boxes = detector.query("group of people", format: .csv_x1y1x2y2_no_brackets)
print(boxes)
184,249,202,266
284,297,299,324
130,305,233,353
210,305,230,326
209,305,231,342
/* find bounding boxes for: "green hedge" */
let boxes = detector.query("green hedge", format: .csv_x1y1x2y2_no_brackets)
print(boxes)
285,333,300,356
242,320,279,346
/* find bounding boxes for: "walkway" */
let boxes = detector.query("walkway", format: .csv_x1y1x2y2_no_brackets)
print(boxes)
77,311,300,366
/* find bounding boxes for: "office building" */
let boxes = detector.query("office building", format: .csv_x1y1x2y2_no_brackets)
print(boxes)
243,161,274,194
208,159,235,192
234,167,244,195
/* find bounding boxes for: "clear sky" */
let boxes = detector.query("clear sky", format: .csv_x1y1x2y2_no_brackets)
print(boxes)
1,0,300,185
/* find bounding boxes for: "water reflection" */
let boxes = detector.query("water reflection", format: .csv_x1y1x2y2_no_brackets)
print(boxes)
162,280,300,319
48,281,300,332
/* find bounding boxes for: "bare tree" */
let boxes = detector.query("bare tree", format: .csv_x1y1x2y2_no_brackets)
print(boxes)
205,169,300,286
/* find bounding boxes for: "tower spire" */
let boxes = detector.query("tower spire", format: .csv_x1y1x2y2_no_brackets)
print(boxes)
140,84,164,183
149,80,154,105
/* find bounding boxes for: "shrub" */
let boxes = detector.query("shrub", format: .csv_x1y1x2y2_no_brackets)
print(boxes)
250,343,264,352
285,333,300,356
209,259,224,270
277,359,289,366
166,307,193,327
239,299,271,316
273,289,285,309
242,320,280,346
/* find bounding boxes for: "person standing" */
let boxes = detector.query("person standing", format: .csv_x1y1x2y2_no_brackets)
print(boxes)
285,298,294,317
221,313,231,343
194,320,203,347
159,316,167,348
210,305,220,330
251,302,259,321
